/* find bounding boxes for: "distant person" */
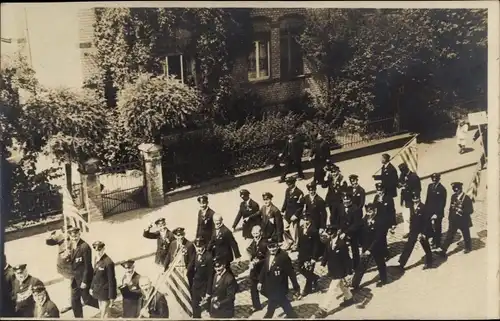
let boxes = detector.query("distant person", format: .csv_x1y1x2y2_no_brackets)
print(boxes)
232,189,261,240
279,134,305,182
373,153,398,198
455,119,469,154
309,133,330,185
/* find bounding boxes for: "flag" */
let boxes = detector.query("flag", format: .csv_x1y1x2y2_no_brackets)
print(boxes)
165,263,193,317
466,161,482,203
62,186,89,234
398,136,418,173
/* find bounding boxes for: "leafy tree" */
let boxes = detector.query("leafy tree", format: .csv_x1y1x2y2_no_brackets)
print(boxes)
116,73,202,143
298,8,487,131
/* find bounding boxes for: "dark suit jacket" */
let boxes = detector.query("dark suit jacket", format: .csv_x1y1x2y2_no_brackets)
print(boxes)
360,214,388,253
188,250,214,295
260,204,284,242
282,138,303,161
337,205,363,238
281,186,305,222
449,193,474,227
425,182,447,217
303,194,327,230
373,162,398,198
409,202,433,236
309,140,330,165
208,271,238,318
232,199,261,239
196,208,215,242
208,225,241,264
349,185,366,209
324,173,348,204
90,254,117,301
258,250,299,300
33,297,60,318
164,238,195,271
141,290,169,318
119,272,142,318
12,275,44,317
1,264,16,317
373,193,397,227
143,228,175,265
297,225,321,261
246,237,268,280
70,239,93,286
399,171,422,207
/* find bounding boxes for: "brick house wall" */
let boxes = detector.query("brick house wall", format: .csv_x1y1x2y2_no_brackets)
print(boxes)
77,7,314,108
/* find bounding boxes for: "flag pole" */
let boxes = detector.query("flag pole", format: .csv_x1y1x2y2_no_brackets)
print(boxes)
373,134,418,176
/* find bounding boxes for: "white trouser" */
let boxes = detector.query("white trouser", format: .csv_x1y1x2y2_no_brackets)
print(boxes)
319,278,353,312
401,207,411,234
97,300,110,319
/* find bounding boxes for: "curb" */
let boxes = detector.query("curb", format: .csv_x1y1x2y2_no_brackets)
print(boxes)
44,160,479,288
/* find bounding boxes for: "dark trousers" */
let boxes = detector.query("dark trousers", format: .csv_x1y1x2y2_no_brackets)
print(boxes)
398,231,433,268
431,217,443,247
281,159,304,180
352,251,387,288
313,165,325,185
71,279,98,318
191,289,204,318
442,221,472,252
250,279,262,310
264,296,298,318
298,261,319,294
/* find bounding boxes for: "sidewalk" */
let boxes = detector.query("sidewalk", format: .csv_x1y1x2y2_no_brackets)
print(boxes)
4,134,483,288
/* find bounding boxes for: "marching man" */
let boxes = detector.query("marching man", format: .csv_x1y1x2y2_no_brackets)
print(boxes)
188,237,213,318
425,173,448,248
281,176,305,251
246,226,268,313
397,162,422,238
260,192,284,243
142,218,175,273
204,258,238,319
208,214,241,271
195,195,216,244
232,189,261,241
11,264,45,317
90,241,117,318
138,276,169,318
118,260,142,318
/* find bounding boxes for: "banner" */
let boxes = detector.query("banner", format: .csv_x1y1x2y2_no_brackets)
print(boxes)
62,186,89,234
398,135,418,174
466,161,483,203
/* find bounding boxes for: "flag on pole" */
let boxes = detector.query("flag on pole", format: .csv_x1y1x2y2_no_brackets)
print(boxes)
466,161,482,203
62,186,89,234
165,261,193,317
398,135,418,173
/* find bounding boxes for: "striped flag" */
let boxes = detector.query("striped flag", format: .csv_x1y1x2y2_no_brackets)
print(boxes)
398,136,418,173
165,262,193,317
62,186,90,234
466,161,482,202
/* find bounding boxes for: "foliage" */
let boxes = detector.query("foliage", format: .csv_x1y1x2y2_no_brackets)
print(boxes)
117,73,202,143
298,8,487,128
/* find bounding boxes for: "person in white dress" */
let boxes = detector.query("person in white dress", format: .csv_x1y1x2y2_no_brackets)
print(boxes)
455,119,469,154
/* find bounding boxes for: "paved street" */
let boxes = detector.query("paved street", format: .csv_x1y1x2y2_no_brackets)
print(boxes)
5,133,492,319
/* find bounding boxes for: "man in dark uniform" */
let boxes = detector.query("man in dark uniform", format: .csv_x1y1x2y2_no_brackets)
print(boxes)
397,162,422,238
164,228,196,285
309,133,330,185
208,214,241,270
138,276,169,318
297,215,321,297
1,254,16,317
142,218,175,270
303,181,327,257
204,258,238,319
260,192,284,242
373,182,396,259
323,161,348,229
67,227,98,318
337,193,363,269
119,260,142,318
372,153,398,198
90,241,117,318
352,203,389,289
348,174,366,210
188,237,213,318
32,284,60,318
258,237,300,318
246,225,268,312
438,182,474,256
425,173,448,248
281,176,305,251
279,133,305,182
195,195,216,243
232,189,261,240
398,193,434,270
11,264,44,317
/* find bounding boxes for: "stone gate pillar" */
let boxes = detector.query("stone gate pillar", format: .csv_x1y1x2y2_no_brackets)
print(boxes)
138,143,164,208
80,158,104,222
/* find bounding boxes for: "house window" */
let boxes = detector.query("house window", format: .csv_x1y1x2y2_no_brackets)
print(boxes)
280,19,304,79
163,54,195,86
248,34,271,81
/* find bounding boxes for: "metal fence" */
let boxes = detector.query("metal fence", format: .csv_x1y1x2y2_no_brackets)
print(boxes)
8,188,63,226
99,161,147,217
335,117,398,148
